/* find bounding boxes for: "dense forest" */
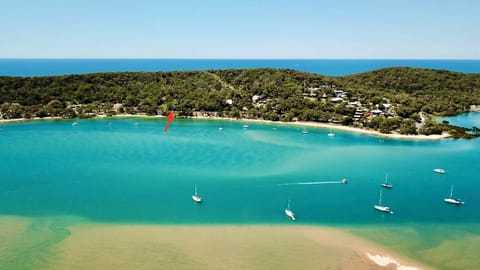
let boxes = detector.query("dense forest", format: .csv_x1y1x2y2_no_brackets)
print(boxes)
1,67,480,138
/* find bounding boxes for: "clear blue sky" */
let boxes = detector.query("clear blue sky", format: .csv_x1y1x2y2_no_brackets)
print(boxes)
1,0,479,59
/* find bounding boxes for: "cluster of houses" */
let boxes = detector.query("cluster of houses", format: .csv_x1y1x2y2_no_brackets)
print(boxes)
218,82,397,124
301,83,396,124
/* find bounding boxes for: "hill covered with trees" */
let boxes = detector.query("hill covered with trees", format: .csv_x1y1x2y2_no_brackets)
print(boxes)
1,67,479,138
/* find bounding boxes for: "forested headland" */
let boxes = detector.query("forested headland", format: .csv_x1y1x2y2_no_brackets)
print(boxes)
1,67,480,138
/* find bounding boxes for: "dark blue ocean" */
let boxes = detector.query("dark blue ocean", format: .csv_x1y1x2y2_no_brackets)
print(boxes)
1,59,479,77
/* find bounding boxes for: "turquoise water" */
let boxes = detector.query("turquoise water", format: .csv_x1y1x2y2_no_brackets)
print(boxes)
1,118,479,225
1,59,479,77
437,112,480,129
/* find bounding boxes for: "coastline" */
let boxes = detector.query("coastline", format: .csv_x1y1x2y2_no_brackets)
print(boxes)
192,116,450,141
0,114,451,140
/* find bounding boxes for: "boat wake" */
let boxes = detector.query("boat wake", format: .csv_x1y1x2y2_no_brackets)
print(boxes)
278,181,345,186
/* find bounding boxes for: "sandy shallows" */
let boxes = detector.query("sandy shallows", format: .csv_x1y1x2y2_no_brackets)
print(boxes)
49,224,428,270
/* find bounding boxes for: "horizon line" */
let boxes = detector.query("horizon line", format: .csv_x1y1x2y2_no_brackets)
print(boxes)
1,57,480,61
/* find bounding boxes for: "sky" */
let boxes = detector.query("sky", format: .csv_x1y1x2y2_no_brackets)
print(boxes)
0,0,479,59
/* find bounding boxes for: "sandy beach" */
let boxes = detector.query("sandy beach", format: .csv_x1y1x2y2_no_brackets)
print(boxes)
0,114,450,141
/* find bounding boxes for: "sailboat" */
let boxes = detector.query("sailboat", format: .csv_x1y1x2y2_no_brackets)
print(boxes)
301,128,309,134
444,185,464,205
374,188,393,214
434,168,446,174
192,184,202,203
380,173,393,189
284,196,296,221
328,129,335,137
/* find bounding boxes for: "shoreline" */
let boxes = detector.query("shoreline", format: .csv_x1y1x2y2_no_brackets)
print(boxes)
0,114,451,141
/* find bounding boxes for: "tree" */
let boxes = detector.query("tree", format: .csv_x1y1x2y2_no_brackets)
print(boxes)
399,118,417,135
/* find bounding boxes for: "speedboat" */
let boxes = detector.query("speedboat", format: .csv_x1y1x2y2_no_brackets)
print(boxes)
381,183,393,189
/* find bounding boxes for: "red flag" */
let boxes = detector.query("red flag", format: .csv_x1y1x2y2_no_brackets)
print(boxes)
164,111,175,132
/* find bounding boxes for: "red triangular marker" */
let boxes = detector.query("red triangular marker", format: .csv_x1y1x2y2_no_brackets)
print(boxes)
164,111,174,133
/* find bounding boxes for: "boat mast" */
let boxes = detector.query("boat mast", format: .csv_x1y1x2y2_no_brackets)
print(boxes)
450,184,454,198
378,188,383,205
385,173,388,184
287,196,291,210
194,184,198,196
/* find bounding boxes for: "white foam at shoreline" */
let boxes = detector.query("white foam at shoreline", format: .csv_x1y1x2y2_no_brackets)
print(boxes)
367,253,421,270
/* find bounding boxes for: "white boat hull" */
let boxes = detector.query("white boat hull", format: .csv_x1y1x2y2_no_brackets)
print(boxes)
444,198,464,205
192,195,202,203
374,205,393,214
285,209,296,221
434,169,445,174
381,183,393,189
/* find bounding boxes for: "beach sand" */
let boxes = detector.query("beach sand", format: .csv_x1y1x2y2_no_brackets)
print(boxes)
192,116,450,141
12,216,480,269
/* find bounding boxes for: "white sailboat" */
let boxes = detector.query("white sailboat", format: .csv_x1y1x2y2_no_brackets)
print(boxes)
284,196,296,221
434,168,446,174
328,129,335,137
380,173,393,189
444,184,464,205
301,128,309,134
192,184,202,203
374,188,393,214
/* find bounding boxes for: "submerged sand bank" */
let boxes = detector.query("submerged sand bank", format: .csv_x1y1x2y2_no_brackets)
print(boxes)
14,215,480,269
1,215,430,269
48,224,429,270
